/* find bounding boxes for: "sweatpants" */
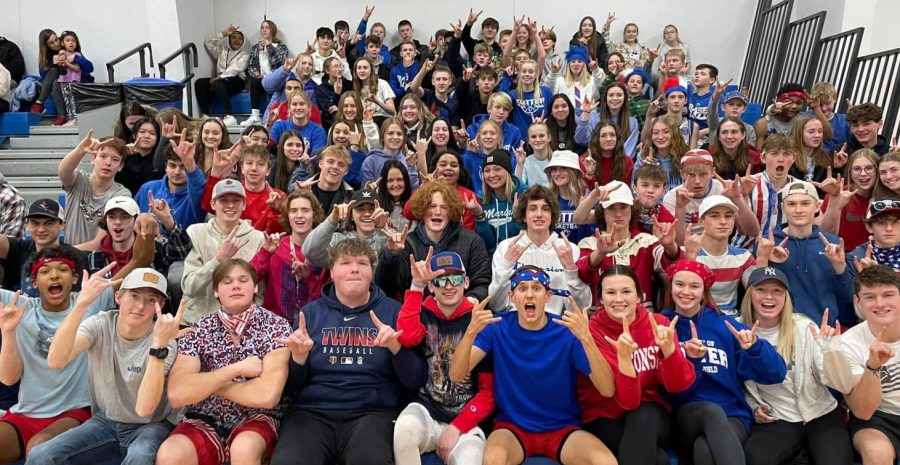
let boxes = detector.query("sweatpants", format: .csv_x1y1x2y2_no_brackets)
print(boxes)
270,408,395,465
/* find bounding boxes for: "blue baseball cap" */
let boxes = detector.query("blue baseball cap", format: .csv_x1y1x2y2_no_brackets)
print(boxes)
430,251,465,274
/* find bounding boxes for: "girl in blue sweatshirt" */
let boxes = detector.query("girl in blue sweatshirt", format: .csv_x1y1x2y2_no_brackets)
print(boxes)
474,150,525,254
463,119,504,199
660,260,787,465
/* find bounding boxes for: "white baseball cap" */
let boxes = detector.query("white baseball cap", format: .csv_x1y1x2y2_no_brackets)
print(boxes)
599,181,634,209
699,195,739,217
103,196,139,216
120,268,167,296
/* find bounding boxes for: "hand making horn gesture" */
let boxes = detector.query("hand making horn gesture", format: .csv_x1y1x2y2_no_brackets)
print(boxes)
328,200,357,226
809,308,842,344
152,299,192,348
725,319,760,350
555,296,592,342
868,326,895,373
819,232,846,274
275,312,315,364
215,226,249,262
603,315,639,377
465,296,498,337
683,320,707,359
0,290,29,334
410,246,445,287
370,310,404,354
382,222,410,254
503,231,531,264
649,314,679,358
854,243,878,274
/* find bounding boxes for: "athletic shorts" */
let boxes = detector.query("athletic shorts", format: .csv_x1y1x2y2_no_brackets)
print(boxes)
494,421,579,462
169,414,279,465
849,410,900,458
0,406,92,454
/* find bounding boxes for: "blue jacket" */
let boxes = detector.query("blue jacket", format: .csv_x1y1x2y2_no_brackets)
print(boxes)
477,176,526,254
762,225,855,325
286,283,426,410
354,18,393,65
343,148,367,189
465,114,524,157
661,306,787,431
361,149,419,189
261,66,317,113
389,60,422,98
134,169,207,229
40,54,94,82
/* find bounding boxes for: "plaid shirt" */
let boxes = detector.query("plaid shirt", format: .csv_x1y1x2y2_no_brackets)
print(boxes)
248,42,289,77
0,178,25,239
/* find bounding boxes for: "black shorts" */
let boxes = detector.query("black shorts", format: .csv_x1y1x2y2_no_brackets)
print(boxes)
849,410,900,457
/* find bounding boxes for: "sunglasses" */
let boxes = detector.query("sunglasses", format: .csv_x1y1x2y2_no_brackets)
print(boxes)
432,274,465,288
871,200,900,212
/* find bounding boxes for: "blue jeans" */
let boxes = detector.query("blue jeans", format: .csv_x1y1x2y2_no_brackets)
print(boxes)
26,412,173,465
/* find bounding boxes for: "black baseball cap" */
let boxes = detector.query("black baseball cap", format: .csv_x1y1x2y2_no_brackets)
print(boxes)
747,266,789,288
351,189,377,207
26,198,63,221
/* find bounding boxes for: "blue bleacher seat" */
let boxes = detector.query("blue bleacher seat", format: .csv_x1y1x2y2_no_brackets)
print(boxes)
0,112,40,136
422,452,560,465
210,90,251,115
742,103,763,126
43,96,59,117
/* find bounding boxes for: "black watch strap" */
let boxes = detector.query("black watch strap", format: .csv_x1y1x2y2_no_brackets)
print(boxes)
149,347,169,359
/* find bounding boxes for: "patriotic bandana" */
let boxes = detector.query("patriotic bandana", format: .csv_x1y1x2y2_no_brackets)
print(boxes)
217,306,256,339
510,267,571,297
666,260,716,289
871,241,900,272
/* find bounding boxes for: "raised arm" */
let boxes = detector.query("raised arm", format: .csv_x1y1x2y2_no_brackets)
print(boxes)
58,129,98,188
135,300,189,417
449,297,497,382
0,291,29,385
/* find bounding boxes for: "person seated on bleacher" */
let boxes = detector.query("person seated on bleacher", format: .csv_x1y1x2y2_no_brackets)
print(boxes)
753,82,834,153
393,250,493,465
181,179,264,324
0,173,25,238
135,134,207,231
290,144,355,215
244,19,289,128
847,102,897,156
196,24,249,125
450,265,618,465
821,266,900,465
57,130,131,246
271,238,425,465
0,249,130,464
707,81,757,149
156,259,292,465
112,100,157,144
27,268,185,465
201,144,286,234
310,27,352,85
85,197,190,297
116,116,163,196
0,62,11,115
0,198,88,297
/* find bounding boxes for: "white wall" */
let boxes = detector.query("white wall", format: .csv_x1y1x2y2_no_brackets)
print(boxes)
213,0,757,81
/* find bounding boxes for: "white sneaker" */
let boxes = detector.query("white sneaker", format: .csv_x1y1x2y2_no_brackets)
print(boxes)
222,115,238,126
240,110,262,126
62,118,78,127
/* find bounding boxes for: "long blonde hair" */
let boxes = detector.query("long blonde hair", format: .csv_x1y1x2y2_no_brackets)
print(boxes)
739,284,797,363
549,167,587,202
352,56,379,97
515,60,540,106
790,115,832,174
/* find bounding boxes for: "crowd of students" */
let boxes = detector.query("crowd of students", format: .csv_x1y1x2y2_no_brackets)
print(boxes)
4,5,900,465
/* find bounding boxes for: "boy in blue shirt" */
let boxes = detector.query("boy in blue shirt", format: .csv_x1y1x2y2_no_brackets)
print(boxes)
450,265,616,464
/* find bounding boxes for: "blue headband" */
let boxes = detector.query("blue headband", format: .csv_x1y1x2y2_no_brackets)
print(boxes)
510,267,571,297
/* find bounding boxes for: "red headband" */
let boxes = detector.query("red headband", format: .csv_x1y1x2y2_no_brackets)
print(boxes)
31,257,77,279
776,91,808,102
666,260,716,289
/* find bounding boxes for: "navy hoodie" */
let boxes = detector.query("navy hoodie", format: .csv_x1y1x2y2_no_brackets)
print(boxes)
760,225,854,325
286,283,426,410
661,306,787,431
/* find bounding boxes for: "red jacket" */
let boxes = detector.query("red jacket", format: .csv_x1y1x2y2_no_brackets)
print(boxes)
202,175,285,234
396,289,494,432
576,229,680,310
578,304,695,422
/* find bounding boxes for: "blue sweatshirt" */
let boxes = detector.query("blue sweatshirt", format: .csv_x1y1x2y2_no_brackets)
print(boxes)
477,176,526,254
361,149,419,189
343,148,368,189
269,119,327,157
134,169,207,229
465,114,524,157
761,225,855,325
661,306,787,431
506,86,554,138
286,283,426,410
389,60,422,99
354,18,393,65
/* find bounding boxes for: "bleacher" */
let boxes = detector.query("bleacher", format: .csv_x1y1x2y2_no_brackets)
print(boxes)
2,0,900,464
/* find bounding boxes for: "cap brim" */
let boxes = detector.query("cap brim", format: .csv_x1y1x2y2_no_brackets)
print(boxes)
868,207,900,221
26,212,62,220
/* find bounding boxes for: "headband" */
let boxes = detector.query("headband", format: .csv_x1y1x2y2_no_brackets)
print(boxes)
776,90,808,102
666,260,715,289
31,257,77,279
510,267,571,297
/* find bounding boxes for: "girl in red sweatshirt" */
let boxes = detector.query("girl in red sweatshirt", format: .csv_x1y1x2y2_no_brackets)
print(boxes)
578,264,695,464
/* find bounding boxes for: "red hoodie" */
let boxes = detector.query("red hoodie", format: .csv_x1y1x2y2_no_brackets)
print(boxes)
396,289,494,432
202,175,285,234
578,304,695,422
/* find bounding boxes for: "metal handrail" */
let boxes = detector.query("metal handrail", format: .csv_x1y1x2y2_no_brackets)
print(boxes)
106,43,153,82
158,43,199,116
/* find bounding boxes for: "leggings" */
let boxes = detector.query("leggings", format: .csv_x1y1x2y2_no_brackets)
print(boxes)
674,402,748,465
37,66,66,115
584,402,671,465
194,76,245,115
248,76,270,111
744,407,852,465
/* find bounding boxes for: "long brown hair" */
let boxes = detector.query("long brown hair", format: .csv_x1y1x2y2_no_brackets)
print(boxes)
589,121,628,182
874,152,900,198
640,116,689,177
600,82,632,144
712,116,752,178
790,115,832,174
274,130,306,190
846,148,880,197
38,29,57,71
352,57,379,97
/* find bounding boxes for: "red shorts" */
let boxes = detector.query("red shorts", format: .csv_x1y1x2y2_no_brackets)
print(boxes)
170,414,279,465
494,421,580,462
1,407,92,453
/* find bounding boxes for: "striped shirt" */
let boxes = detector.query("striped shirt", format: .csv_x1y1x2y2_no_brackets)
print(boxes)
731,172,795,249
697,246,756,315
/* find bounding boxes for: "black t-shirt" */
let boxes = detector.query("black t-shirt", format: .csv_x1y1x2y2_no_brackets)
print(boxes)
1,237,88,296
313,185,340,216
116,151,162,196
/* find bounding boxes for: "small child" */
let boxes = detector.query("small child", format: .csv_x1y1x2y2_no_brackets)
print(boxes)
56,31,82,84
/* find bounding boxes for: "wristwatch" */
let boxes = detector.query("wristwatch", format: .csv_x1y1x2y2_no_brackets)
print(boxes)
149,347,169,360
